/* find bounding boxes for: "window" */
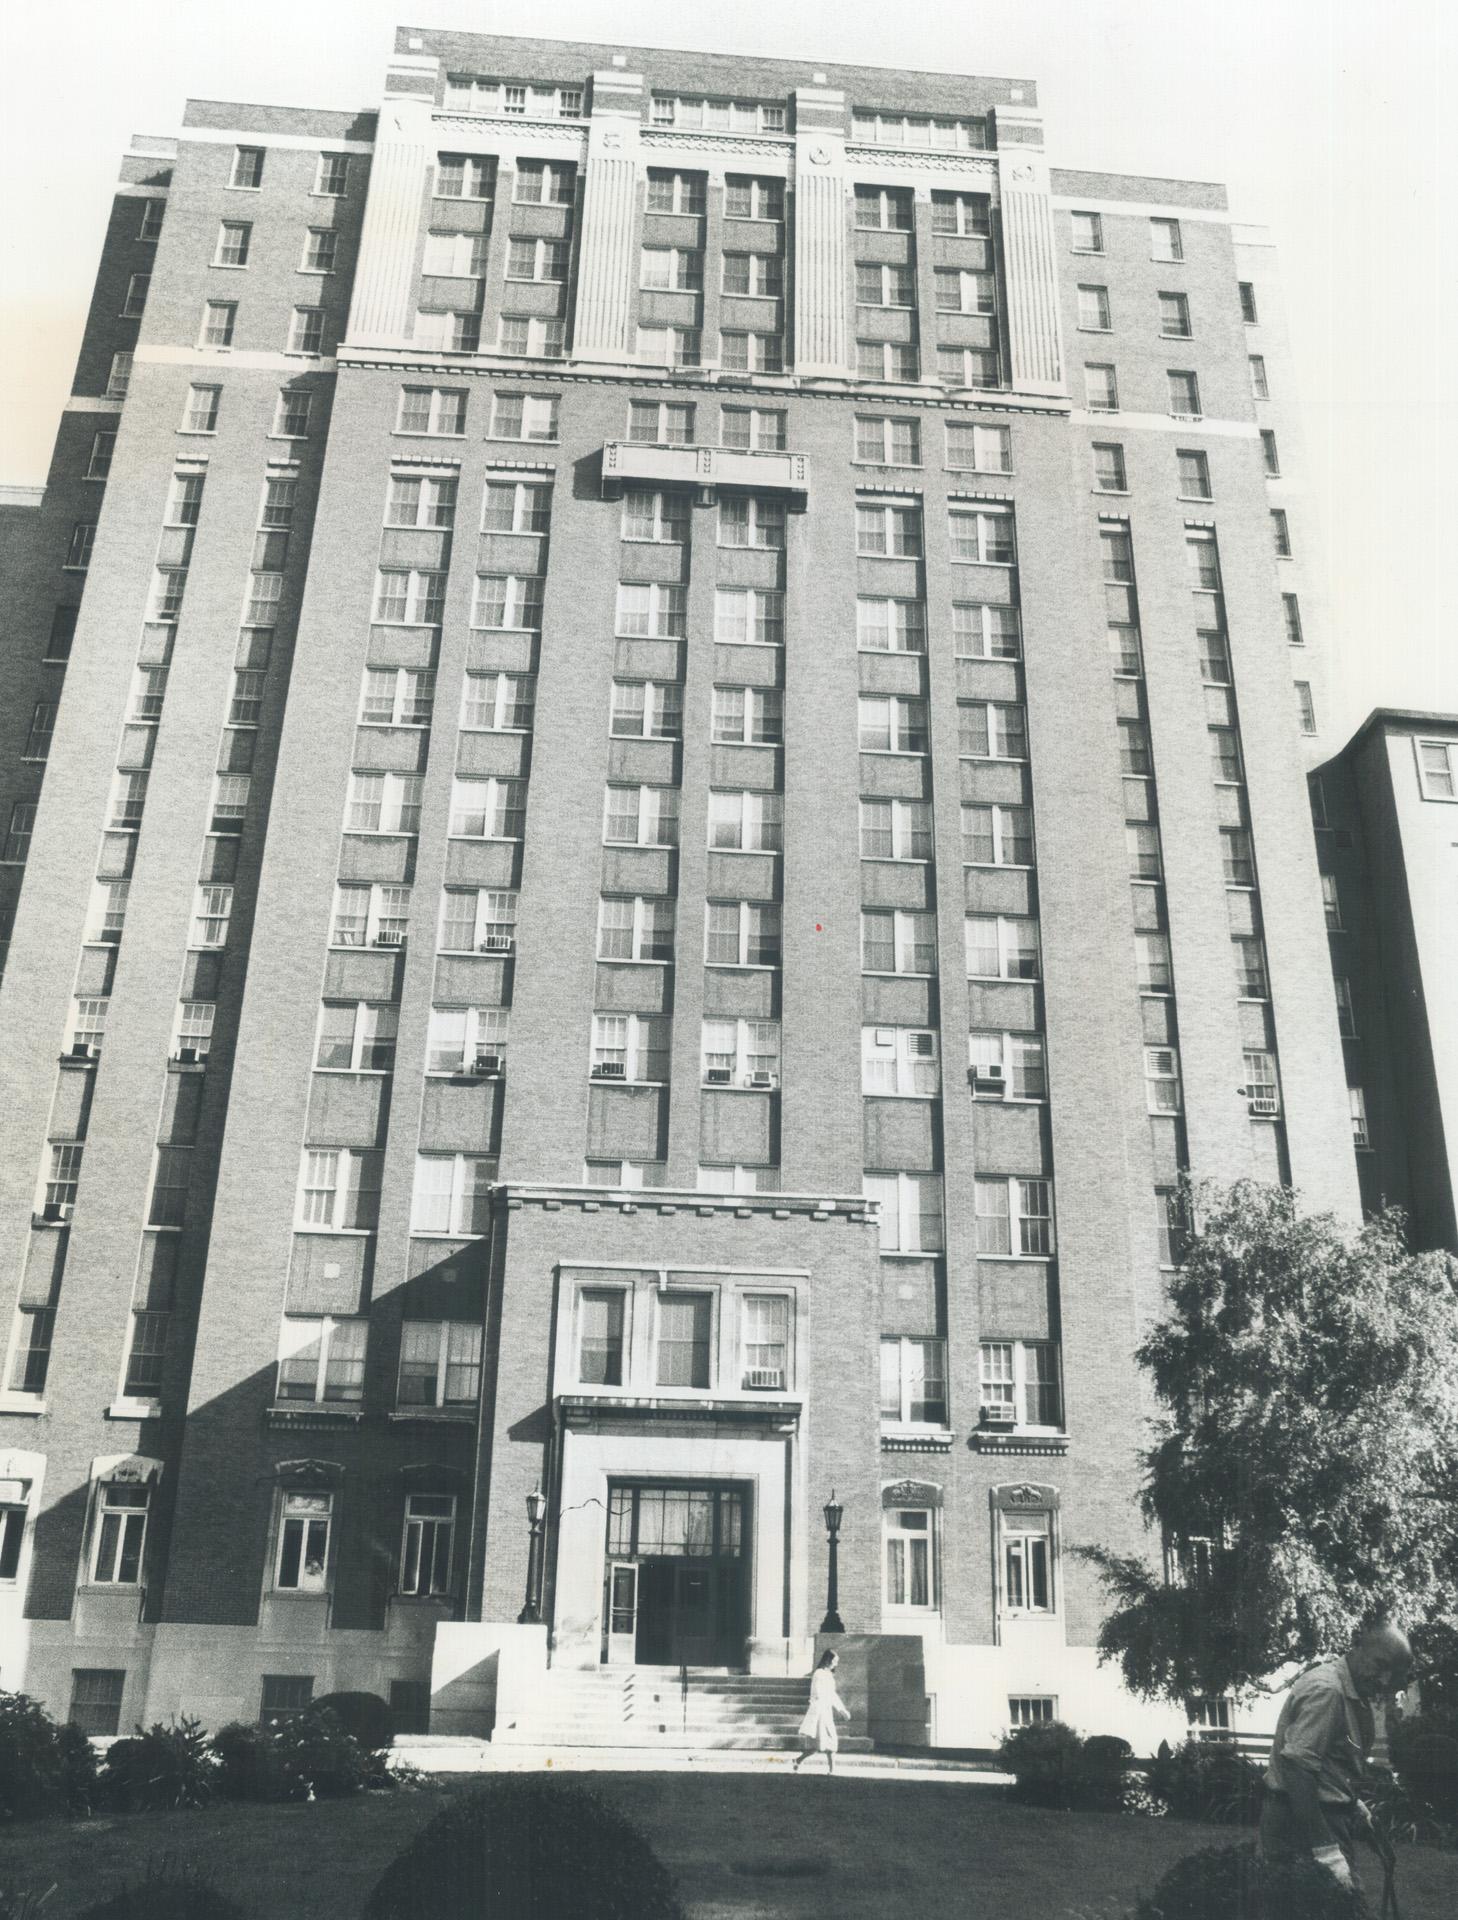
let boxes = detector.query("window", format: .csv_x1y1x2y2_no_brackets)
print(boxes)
359,667,434,728
590,1012,672,1081
1136,932,1173,994
274,1488,334,1589
945,423,1011,473
425,1005,508,1073
1271,509,1291,557
64,523,95,570
86,430,116,478
215,221,251,266
622,489,690,544
412,1152,496,1237
962,803,1034,867
68,1669,126,1737
598,896,677,962
881,1342,948,1426
723,252,784,297
1010,1696,1057,1728
0,1499,26,1582
1186,530,1222,591
1092,443,1126,492
853,185,913,230
1244,1050,1281,1116
41,1142,82,1220
462,670,535,731
720,496,786,549
611,680,681,739
701,1018,781,1086
1239,281,1258,323
861,1025,939,1096
1233,936,1269,999
87,879,129,945
331,882,411,948
422,229,488,276
385,473,458,530
975,1177,1054,1256
949,507,1015,564
47,604,78,661
861,909,937,976
91,1482,149,1584
705,901,781,968
435,152,494,199
653,1294,711,1390
1077,284,1111,331
695,1164,777,1195
719,330,782,373
142,1146,190,1229
714,587,783,646
166,470,205,525
953,602,1021,659
855,416,920,466
394,1492,457,1597
1261,429,1281,476
630,400,695,445
210,774,251,833
123,1310,169,1398
860,595,929,656
199,300,236,348
1120,720,1153,776
980,1341,1062,1427
1158,290,1192,338
1145,1045,1183,1114
865,1172,944,1253
1002,1509,1055,1612
302,229,338,273
448,777,527,840
131,194,160,239
230,145,265,188
1417,739,1457,799
883,1506,938,1609
1295,681,1317,736
181,382,219,432
175,1002,215,1061
315,1002,398,1073
577,1288,627,1384
273,389,313,438
514,160,576,205
708,789,783,853
345,770,424,836
1177,449,1211,499
639,245,702,290
397,1321,482,1408
436,887,515,954
969,1031,1046,1101
959,701,1028,760
1317,870,1342,932
858,694,928,753
724,176,784,220
259,1675,315,1724
315,152,350,195
8,1308,53,1393
857,341,920,382
375,568,448,626
1249,354,1269,399
1350,1085,1371,1149
1150,217,1183,262
1070,210,1103,252
397,387,467,435
852,109,988,149
507,235,572,283
712,685,781,744
1198,629,1230,683
2,802,36,864
122,272,150,317
618,582,687,637
604,785,679,848
1167,370,1201,417
420,305,484,351
1214,826,1254,887
1155,1188,1190,1266
1084,363,1118,412
938,345,1002,389
857,262,916,308
965,915,1040,981
861,797,933,860
645,170,706,214
106,349,133,398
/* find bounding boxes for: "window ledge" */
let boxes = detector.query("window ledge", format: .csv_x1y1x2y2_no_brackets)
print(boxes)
265,1404,366,1428
880,1426,954,1453
972,1429,1069,1456
106,1398,162,1420
387,1407,476,1425
0,1393,46,1417
30,1215,67,1231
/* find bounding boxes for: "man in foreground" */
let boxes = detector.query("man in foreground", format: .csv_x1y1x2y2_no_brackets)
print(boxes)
1260,1621,1414,1897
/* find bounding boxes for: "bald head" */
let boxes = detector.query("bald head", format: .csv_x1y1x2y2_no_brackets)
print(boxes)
1348,1622,1414,1698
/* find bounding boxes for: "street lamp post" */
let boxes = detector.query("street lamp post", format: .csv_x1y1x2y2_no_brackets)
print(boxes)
518,1486,548,1625
820,1490,845,1634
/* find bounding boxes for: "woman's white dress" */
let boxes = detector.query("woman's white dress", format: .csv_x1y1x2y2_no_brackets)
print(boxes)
798,1667,847,1752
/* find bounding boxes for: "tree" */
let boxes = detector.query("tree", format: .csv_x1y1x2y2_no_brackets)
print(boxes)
1079,1179,1458,1702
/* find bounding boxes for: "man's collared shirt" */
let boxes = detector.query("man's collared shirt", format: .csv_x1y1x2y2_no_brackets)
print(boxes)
1265,1656,1375,1806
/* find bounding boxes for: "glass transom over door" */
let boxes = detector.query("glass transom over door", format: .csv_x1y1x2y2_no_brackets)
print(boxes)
602,1483,749,1667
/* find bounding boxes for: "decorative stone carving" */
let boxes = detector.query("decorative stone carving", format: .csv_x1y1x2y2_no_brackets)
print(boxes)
996,150,1065,396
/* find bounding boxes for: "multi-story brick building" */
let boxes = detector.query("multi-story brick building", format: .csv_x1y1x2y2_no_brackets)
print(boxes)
0,26,1358,1749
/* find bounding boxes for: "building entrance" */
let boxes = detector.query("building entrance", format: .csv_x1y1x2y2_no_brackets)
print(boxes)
602,1483,749,1667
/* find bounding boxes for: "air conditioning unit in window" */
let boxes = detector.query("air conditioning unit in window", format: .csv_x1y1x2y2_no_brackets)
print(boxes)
372,932,404,947
706,1067,733,1085
592,1062,626,1079
744,1367,785,1391
473,1053,502,1077
969,1065,1006,1093
980,1401,1016,1426
480,934,514,953
173,1046,199,1065
69,1042,98,1061
746,1071,777,1089
1246,1087,1279,1117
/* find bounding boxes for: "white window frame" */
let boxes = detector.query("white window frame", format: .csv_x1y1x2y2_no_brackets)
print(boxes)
944,424,1011,474
936,266,997,315
705,900,781,968
295,1147,383,1231
397,387,467,436
448,776,527,841
974,1176,1056,1257
855,503,922,557
1144,1045,1183,1114
89,1482,150,1586
330,882,411,949
499,314,565,359
639,245,703,291
952,602,1021,659
1416,738,1458,801
508,236,572,282
616,582,687,638
880,1344,949,1432
858,694,928,753
621,489,690,544
1000,1508,1058,1616
346,771,424,836
603,785,679,849
719,496,786,550
590,1013,671,1083
720,407,784,451
968,1031,1047,1102
597,896,677,963
708,788,783,853
470,574,544,632
711,684,782,744
861,908,938,977
949,506,1016,565
701,1018,781,1088
360,666,436,728
883,1503,940,1612
314,1002,399,1074
629,399,695,445
385,472,458,528
436,888,516,954
610,679,681,739
410,1153,495,1236
461,670,535,731
854,415,921,466
272,1487,334,1591
425,1005,509,1074
961,802,1034,868
396,1321,483,1409
860,796,933,861
189,884,233,950
713,587,784,646
861,1026,939,1096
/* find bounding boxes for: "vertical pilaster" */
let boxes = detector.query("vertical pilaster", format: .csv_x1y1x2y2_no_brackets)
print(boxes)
791,88,851,378
570,71,644,364
345,57,439,350
992,106,1065,398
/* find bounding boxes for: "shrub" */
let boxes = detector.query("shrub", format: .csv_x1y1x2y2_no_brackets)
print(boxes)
363,1776,685,1920
1132,1842,1364,1920
99,1718,214,1814
310,1690,392,1751
1082,1733,1134,1812
1387,1707,1458,1839
1144,1737,1265,1826
211,1709,367,1803
0,1691,97,1821
75,1855,249,1919
997,1719,1087,1809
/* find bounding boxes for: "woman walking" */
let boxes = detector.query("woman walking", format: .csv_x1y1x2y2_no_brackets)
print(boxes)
793,1649,851,1774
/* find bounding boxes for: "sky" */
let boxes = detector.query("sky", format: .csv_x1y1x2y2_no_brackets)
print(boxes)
1,0,1454,742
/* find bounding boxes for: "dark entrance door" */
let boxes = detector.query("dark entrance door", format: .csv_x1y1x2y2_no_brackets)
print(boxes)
604,1484,748,1667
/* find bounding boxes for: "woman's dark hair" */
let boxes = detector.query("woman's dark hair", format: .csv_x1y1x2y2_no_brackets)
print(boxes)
815,1649,838,1669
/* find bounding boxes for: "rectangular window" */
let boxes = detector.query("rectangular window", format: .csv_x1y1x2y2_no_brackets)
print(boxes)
1003,1512,1055,1613
958,701,1028,760
1150,217,1183,262
980,1340,1063,1427
400,1492,456,1596
435,153,494,199
711,684,781,744
639,245,703,290
719,330,782,373
470,574,544,631
106,349,133,398
645,170,706,215
1084,362,1118,411
91,1483,149,1584
714,588,783,646
302,229,338,273
447,777,527,840
578,1289,627,1385
617,582,688,638
952,603,1021,659
65,523,96,570
1070,210,1102,251
8,1308,54,1394
40,1143,82,1221
273,389,313,438
599,896,677,962
1092,443,1126,492
858,694,928,753
1176,448,1211,499
396,1321,483,1407
1417,740,1457,800
397,387,468,435
315,152,350,195
857,341,920,382
720,496,786,549
860,797,933,861
965,915,1040,981
945,423,1011,473
425,1005,508,1074
375,568,448,626
724,176,784,221
87,879,129,944
230,146,265,188
387,473,458,529
630,400,695,445
481,478,551,533
274,1489,333,1590
949,506,1016,565
86,430,116,478
288,307,327,354
215,221,251,266
722,251,784,297
969,1031,1046,1101
315,1002,399,1073
855,416,921,466
462,670,535,731
200,300,236,348
708,789,784,853
435,887,514,954
856,597,926,653
3,802,37,864
122,272,150,317
1077,284,1111,331
961,803,1033,867
864,1172,944,1254
1249,353,1269,398
1261,429,1281,476
622,489,690,544
655,1293,713,1390
1239,281,1259,323
124,1310,169,1398
705,901,781,968
860,909,937,976
1295,681,1317,735
1271,508,1292,557
1350,1085,1371,1149
1167,370,1201,417
700,1017,781,1087
259,1676,315,1725
1233,936,1269,999
68,1669,126,1737
590,1012,672,1082
422,229,488,276
861,1025,939,1096
880,1340,948,1427
1159,291,1192,337
514,160,576,205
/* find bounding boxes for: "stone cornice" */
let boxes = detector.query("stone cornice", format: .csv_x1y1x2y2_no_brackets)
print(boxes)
494,1183,876,1226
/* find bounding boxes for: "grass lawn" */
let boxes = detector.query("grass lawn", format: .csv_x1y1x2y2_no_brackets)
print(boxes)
3,1773,1456,1919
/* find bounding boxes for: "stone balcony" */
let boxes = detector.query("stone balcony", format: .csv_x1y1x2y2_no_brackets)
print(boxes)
601,441,809,504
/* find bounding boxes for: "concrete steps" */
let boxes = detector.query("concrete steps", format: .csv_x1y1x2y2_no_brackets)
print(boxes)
495,1665,848,1750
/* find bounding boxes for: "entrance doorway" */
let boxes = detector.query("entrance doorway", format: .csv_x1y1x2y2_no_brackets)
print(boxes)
603,1483,749,1667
